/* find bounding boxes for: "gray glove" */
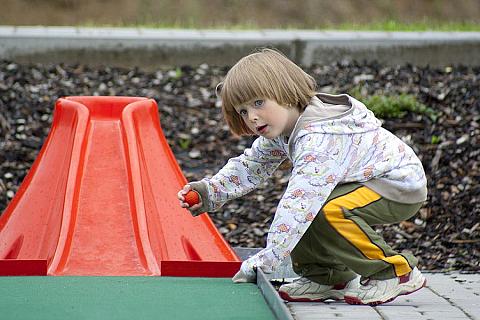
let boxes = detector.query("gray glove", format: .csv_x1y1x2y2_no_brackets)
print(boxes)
232,268,256,283
187,181,210,216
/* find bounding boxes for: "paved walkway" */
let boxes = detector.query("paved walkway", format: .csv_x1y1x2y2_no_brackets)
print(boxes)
285,272,479,320
236,248,479,320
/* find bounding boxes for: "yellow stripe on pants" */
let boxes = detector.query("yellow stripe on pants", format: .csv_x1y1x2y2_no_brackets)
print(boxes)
323,186,412,276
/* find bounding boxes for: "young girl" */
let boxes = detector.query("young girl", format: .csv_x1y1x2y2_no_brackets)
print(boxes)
177,48,427,306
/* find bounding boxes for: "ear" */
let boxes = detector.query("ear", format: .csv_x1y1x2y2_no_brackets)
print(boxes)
215,82,223,98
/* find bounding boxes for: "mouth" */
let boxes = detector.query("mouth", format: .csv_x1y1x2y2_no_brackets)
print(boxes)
256,125,268,134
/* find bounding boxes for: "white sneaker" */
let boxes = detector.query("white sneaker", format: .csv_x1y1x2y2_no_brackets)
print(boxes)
278,276,360,302
344,267,426,306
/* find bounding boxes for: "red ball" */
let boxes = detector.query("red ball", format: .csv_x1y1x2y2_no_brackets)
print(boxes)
184,190,200,206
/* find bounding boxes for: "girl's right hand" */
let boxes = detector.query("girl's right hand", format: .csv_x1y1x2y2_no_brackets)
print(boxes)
178,184,203,214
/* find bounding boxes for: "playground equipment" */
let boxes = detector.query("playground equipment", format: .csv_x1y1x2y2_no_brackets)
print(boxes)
0,96,241,276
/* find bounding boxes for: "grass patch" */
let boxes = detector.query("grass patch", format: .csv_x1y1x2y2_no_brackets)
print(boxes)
334,20,480,32
349,87,438,120
78,20,480,32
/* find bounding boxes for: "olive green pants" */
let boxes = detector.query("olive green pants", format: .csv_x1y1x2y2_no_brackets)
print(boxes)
291,183,423,285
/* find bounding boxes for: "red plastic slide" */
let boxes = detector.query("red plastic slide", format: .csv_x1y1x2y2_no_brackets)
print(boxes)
0,97,241,276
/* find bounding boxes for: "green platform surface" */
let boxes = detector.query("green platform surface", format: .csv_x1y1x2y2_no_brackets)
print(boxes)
0,276,275,320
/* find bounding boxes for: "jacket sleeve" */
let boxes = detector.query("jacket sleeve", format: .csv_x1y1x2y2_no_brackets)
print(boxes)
201,136,287,211
240,134,349,277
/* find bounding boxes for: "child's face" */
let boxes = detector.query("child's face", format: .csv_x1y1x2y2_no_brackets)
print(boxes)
234,99,300,139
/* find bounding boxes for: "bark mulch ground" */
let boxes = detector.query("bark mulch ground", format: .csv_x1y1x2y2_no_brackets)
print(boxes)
0,60,478,272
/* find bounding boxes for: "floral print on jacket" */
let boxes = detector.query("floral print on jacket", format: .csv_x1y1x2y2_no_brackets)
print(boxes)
201,94,427,278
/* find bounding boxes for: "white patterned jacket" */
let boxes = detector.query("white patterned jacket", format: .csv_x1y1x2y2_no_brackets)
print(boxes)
195,93,427,278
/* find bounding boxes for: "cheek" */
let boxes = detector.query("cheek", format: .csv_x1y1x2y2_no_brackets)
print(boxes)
241,118,255,130
273,111,288,124
246,121,256,130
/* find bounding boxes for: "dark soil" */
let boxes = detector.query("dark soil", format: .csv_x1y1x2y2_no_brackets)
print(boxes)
0,60,478,272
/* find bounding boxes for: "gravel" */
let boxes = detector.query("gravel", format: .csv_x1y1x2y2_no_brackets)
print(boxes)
0,60,478,272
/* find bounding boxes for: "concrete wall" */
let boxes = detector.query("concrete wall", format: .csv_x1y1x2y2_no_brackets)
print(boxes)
1,27,479,68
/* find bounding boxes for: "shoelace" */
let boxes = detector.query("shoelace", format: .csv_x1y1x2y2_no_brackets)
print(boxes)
361,273,411,287
360,278,378,287
293,277,311,285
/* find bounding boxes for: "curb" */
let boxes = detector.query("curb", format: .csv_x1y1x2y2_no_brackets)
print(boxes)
257,269,294,320
1,26,480,68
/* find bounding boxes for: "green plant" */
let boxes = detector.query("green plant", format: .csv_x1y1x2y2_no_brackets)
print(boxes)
178,138,191,150
349,87,438,120
175,67,183,79
431,135,441,144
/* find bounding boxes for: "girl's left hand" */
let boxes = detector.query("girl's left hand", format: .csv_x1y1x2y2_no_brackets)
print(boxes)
232,268,256,283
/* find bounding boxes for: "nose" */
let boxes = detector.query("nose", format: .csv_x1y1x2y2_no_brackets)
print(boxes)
247,109,258,123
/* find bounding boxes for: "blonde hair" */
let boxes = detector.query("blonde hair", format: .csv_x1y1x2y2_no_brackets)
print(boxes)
217,48,317,136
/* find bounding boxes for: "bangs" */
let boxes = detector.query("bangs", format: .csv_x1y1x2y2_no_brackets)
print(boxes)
220,59,275,112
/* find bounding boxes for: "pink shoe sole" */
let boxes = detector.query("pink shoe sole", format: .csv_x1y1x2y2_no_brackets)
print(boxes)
344,278,427,306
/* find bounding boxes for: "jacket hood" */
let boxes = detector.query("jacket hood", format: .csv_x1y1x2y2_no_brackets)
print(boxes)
288,93,382,144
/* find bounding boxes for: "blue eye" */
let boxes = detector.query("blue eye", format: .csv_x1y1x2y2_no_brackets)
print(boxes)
239,109,247,116
254,100,264,107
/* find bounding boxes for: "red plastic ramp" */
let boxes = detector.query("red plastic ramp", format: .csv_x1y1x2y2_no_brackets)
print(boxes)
0,97,240,276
